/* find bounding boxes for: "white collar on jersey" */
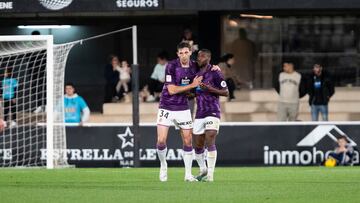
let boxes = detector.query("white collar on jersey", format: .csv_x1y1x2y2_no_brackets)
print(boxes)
64,93,79,99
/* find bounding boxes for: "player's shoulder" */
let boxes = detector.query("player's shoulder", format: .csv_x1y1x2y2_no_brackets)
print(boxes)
76,95,86,101
211,67,225,78
165,59,179,71
167,59,180,67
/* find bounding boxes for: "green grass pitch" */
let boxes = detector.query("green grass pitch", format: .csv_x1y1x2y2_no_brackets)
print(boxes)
0,167,359,203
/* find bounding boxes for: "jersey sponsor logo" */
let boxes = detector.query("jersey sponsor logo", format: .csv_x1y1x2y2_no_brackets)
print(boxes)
221,81,227,87
166,75,172,82
177,121,192,126
65,107,76,113
181,77,190,86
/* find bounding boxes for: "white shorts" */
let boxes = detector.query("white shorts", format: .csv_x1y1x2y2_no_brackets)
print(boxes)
157,109,193,130
193,116,220,135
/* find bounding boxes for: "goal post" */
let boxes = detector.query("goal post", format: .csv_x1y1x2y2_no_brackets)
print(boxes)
0,26,138,169
45,35,54,169
0,35,69,169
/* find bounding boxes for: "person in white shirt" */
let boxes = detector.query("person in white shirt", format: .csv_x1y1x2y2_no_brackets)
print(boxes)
275,62,305,121
115,60,131,99
147,52,168,102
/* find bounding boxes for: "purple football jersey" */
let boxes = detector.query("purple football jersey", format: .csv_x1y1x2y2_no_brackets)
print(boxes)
195,65,227,119
159,59,198,111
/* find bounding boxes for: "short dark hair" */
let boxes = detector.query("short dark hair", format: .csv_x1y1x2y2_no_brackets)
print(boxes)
199,49,211,57
177,42,192,51
338,135,349,143
65,82,75,88
108,54,119,63
314,63,323,68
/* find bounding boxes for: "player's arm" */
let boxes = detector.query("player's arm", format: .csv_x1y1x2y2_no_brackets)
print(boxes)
200,82,229,97
200,71,229,97
79,97,90,125
168,75,203,95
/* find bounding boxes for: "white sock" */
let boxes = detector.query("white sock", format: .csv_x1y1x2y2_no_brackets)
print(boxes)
183,149,194,178
207,150,217,178
157,147,167,168
195,151,206,172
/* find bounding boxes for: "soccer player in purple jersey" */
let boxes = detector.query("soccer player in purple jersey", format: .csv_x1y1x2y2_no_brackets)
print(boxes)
193,49,229,182
156,42,203,182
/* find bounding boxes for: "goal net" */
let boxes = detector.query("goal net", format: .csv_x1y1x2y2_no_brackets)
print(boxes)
0,35,75,168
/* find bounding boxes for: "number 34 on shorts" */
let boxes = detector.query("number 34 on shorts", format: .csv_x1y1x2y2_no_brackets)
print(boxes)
157,109,193,129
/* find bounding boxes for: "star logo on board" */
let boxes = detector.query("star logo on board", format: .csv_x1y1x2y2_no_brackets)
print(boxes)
117,127,134,149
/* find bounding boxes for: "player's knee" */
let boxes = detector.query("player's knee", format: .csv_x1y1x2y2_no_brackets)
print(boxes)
206,142,216,148
183,138,192,146
194,141,204,149
157,137,167,145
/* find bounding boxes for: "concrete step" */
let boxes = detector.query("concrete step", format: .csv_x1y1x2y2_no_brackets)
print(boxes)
223,101,360,114
224,112,360,122
103,102,158,115
232,87,360,102
88,113,156,123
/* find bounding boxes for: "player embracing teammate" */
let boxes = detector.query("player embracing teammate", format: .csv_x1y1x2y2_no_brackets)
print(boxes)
193,49,228,182
156,42,228,182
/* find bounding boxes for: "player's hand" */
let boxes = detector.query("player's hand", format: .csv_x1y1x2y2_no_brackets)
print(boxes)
79,121,84,127
191,75,203,87
211,65,221,72
200,82,215,92
11,99,16,104
199,82,209,90
186,92,195,98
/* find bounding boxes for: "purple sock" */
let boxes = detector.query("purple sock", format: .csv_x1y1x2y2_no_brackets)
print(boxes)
195,147,205,154
156,144,167,151
207,144,217,152
183,145,193,152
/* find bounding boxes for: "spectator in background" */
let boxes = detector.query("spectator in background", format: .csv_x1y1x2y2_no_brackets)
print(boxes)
229,28,257,89
306,63,335,121
1,67,18,127
115,60,131,102
181,28,199,60
327,135,354,166
104,55,120,103
218,53,242,101
64,83,90,125
147,52,168,102
275,62,306,121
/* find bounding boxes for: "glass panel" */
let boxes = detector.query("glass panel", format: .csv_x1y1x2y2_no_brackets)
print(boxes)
222,15,360,88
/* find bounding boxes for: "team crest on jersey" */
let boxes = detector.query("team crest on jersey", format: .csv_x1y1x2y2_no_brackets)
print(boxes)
166,75,172,82
221,81,227,87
